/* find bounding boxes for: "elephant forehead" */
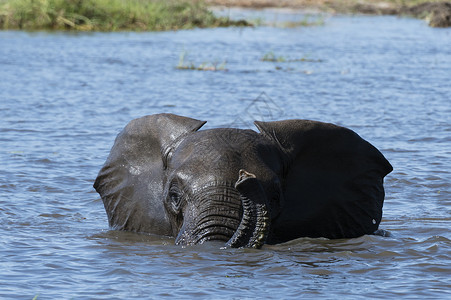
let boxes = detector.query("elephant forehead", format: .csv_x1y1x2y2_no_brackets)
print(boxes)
169,129,280,184
167,161,239,194
179,128,259,154
169,130,252,175
172,149,244,180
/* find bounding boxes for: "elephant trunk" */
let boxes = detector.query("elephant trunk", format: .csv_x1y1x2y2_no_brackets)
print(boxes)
226,170,270,249
174,183,242,246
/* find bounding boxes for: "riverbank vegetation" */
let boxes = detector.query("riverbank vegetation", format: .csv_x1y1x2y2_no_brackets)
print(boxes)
206,0,443,12
207,0,451,27
0,0,246,31
0,0,449,30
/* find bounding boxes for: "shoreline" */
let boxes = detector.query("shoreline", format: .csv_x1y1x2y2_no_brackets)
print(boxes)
205,0,451,27
0,0,449,30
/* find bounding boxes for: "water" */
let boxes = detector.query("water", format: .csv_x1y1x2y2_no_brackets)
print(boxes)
1,11,450,299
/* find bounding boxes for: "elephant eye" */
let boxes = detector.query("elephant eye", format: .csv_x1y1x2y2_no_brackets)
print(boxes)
168,183,182,213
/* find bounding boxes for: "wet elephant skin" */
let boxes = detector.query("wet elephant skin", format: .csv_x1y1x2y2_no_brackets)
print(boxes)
94,113,393,248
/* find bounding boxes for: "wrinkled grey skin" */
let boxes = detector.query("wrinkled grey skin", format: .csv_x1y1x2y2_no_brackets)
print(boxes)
94,113,392,248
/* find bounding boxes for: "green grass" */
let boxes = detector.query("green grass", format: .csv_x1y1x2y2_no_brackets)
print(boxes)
177,50,227,71
0,0,246,31
261,51,287,62
273,15,325,28
261,51,323,63
247,14,325,28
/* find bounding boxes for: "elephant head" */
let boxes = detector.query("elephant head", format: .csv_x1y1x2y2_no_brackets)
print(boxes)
94,113,392,248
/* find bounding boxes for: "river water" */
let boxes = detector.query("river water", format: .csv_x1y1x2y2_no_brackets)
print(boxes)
1,11,450,299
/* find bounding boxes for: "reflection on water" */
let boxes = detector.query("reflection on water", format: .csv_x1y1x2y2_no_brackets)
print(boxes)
1,12,450,299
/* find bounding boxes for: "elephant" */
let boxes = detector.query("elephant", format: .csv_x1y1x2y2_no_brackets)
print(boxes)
94,113,392,248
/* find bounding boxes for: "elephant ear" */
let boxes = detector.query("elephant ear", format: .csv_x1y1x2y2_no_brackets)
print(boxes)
94,113,206,234
255,119,393,240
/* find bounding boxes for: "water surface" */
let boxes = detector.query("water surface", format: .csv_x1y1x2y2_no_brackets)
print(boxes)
1,12,450,299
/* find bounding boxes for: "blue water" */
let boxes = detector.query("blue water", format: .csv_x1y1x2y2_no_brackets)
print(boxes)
1,12,450,299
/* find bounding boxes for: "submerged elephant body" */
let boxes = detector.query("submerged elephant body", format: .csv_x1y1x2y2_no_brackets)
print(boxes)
94,113,392,248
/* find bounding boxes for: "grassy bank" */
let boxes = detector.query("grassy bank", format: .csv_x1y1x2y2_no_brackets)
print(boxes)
0,0,245,31
205,0,442,11
1,0,448,31
205,0,451,27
